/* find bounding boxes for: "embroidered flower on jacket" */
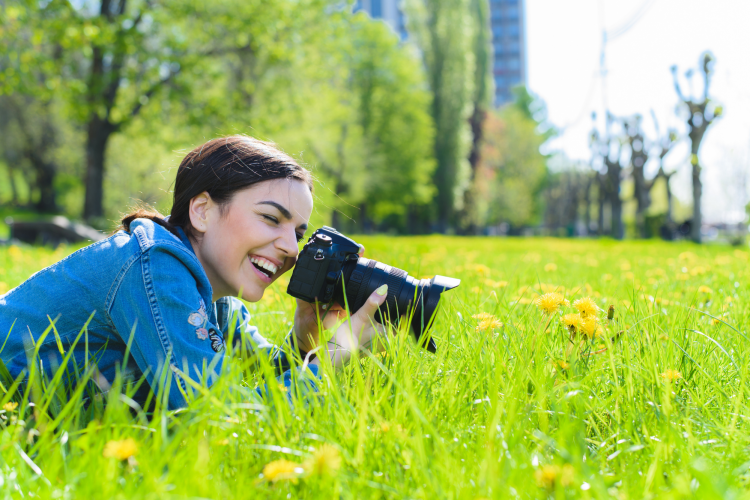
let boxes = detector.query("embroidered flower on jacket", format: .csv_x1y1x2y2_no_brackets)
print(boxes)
188,313,204,327
189,299,210,340
196,328,209,341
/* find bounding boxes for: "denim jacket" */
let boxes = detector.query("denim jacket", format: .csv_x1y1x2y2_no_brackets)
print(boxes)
0,218,317,409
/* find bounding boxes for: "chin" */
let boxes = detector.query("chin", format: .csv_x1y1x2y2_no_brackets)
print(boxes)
239,285,265,303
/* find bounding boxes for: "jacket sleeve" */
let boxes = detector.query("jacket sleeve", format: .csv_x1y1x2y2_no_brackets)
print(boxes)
109,244,226,410
214,296,321,397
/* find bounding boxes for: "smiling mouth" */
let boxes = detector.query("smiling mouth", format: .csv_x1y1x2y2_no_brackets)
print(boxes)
251,261,274,279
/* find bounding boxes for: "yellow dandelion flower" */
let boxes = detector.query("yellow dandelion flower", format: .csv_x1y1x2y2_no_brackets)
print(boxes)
7,246,21,259
555,360,570,370
535,464,575,490
476,317,503,332
573,297,598,318
303,444,342,477
2,402,18,412
602,273,613,281
262,459,303,483
544,263,557,272
534,293,568,315
471,264,490,275
561,314,580,333
518,297,533,305
471,286,482,294
103,438,138,460
580,317,602,338
697,285,713,294
660,369,682,382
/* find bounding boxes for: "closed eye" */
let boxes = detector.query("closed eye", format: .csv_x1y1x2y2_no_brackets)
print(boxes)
263,215,279,224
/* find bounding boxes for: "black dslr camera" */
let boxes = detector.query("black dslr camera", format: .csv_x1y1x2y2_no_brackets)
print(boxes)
287,226,460,352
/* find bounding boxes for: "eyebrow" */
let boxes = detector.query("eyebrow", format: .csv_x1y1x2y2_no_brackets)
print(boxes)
258,201,308,230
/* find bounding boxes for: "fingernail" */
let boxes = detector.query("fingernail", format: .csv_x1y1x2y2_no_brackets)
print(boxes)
376,284,388,296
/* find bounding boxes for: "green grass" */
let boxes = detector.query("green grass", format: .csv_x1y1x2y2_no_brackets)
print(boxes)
1,237,750,499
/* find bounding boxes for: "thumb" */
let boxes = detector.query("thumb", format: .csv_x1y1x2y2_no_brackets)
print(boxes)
354,284,388,324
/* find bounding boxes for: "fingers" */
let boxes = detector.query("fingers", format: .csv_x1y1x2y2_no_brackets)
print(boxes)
357,244,365,257
354,284,388,324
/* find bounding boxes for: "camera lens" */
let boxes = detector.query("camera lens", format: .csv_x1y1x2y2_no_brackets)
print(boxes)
334,257,460,352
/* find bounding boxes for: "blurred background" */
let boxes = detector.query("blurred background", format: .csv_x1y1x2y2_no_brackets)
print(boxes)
0,0,747,244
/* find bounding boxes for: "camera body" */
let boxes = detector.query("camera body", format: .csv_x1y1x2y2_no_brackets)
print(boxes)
287,226,460,352
286,226,361,304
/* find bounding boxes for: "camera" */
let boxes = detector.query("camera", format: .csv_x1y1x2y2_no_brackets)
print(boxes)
286,226,460,352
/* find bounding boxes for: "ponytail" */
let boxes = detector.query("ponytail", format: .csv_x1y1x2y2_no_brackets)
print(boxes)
118,207,180,238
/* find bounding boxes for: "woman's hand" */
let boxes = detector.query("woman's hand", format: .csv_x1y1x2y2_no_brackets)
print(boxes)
292,246,390,367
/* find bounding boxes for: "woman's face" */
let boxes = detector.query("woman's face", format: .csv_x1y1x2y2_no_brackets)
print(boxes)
189,178,313,302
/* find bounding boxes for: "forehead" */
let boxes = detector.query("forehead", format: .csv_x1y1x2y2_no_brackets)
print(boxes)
236,178,313,221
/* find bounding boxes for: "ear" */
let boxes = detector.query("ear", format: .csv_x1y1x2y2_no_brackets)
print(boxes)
189,192,213,234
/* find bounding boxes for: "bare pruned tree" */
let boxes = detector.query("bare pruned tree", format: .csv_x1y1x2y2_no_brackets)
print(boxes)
622,115,652,238
590,113,625,240
671,52,723,243
650,110,679,225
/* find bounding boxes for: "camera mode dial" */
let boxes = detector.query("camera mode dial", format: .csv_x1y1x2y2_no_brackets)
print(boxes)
313,234,333,247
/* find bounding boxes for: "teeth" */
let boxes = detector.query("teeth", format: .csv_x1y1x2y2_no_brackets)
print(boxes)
250,256,278,275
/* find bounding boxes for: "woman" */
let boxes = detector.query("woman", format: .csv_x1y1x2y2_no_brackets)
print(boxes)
0,136,389,410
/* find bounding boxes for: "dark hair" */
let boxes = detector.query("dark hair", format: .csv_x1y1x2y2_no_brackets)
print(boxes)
120,135,313,239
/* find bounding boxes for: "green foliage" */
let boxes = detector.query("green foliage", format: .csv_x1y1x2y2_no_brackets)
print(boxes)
2,239,750,497
0,0,436,230
476,103,548,228
405,0,477,230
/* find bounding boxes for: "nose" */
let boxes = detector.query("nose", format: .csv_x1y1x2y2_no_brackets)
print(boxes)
276,227,300,260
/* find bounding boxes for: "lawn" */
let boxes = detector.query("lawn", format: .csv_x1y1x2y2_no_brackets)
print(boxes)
0,236,749,499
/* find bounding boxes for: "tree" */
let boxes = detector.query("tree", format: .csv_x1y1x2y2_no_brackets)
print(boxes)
650,111,679,225
671,52,723,243
590,114,625,240
0,97,61,212
622,115,653,238
476,100,547,230
300,14,435,233
460,0,493,233
2,0,331,222
405,0,476,232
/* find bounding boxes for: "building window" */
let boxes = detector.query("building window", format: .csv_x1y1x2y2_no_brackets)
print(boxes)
492,25,503,37
505,6,519,19
506,23,519,37
506,58,520,70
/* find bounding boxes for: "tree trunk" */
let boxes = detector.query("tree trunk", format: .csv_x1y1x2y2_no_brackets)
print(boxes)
664,172,674,224
29,155,58,212
597,175,605,237
5,163,19,206
83,115,115,220
583,176,592,235
633,169,647,238
691,152,702,243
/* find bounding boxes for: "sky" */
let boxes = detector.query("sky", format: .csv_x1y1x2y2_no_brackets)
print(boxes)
526,0,750,224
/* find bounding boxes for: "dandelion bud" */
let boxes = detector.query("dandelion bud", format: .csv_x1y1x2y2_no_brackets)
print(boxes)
607,305,614,320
